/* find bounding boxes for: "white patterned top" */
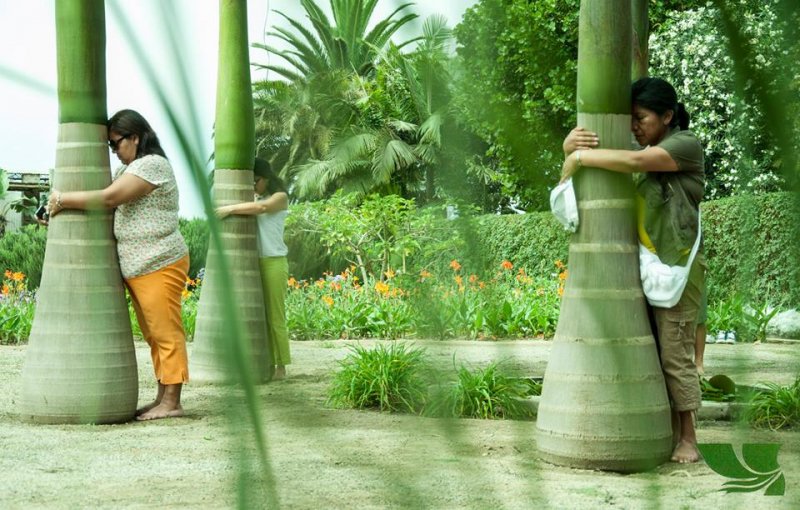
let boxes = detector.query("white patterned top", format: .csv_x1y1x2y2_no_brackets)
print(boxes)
113,154,188,279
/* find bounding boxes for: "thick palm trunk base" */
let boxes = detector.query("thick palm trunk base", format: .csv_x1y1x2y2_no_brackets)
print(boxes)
190,170,272,383
20,123,138,424
536,114,672,472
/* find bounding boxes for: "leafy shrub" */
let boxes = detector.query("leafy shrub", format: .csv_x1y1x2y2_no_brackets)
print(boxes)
178,218,208,280
0,225,47,289
429,362,532,420
650,1,797,198
745,377,800,430
328,343,429,413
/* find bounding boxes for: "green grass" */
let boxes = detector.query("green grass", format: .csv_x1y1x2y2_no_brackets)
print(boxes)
745,376,800,430
430,362,533,420
328,343,429,413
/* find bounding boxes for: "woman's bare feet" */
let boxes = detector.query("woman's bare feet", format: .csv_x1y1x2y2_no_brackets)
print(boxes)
273,365,286,380
136,383,184,421
136,383,166,416
671,439,701,463
671,410,700,463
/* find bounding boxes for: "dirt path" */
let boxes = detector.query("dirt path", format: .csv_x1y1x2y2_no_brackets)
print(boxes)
1,339,798,509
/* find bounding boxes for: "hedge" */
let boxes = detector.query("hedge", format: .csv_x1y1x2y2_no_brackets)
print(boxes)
0,192,796,306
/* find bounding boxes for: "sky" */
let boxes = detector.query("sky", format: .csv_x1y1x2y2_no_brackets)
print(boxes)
0,0,477,218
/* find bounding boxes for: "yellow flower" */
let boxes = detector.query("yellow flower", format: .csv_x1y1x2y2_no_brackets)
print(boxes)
501,260,513,270
454,275,463,286
384,268,396,279
322,295,334,307
182,289,191,299
420,269,432,279
11,272,24,282
288,277,298,288
449,259,461,271
375,281,389,294
315,279,326,289
559,269,569,281
555,260,565,270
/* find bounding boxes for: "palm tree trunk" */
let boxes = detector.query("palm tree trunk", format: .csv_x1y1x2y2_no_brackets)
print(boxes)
631,0,649,81
536,0,672,472
20,0,138,424
191,0,272,383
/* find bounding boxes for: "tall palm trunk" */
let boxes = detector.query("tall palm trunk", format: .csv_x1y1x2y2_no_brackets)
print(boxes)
191,0,272,383
20,0,138,424
536,1,672,472
631,0,649,81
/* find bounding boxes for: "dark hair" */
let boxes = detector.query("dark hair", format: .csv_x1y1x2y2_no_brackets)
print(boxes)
254,158,287,195
631,77,690,130
107,109,167,159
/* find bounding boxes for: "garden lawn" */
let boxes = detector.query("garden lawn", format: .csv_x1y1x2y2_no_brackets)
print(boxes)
1,339,799,509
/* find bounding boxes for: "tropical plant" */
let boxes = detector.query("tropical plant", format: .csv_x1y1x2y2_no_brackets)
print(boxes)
328,342,429,413
0,225,47,289
429,362,532,420
537,1,673,472
745,377,800,430
191,0,272,383
252,0,419,81
19,0,139,424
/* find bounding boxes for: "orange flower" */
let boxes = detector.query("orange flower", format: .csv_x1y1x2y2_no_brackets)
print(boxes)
375,281,390,294
384,269,395,279
454,275,463,286
315,279,326,289
3,270,11,279
449,259,461,271
478,281,485,289
558,286,565,298
322,295,334,307
181,289,191,299
288,277,298,288
420,269,432,279
1,285,8,295
555,260,565,270
559,269,569,281
501,260,513,270
330,281,342,291
468,274,478,284
11,272,24,282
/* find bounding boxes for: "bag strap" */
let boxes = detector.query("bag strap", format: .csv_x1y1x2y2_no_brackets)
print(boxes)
683,211,702,269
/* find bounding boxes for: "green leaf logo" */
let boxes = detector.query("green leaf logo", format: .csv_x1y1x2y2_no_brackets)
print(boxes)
698,443,785,495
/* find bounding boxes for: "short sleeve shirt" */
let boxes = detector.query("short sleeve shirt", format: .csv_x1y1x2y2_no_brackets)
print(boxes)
636,128,705,265
113,155,188,279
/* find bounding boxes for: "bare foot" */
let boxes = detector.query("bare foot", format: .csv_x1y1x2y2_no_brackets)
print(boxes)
135,401,160,416
671,439,701,463
696,363,704,377
273,365,286,380
136,402,184,421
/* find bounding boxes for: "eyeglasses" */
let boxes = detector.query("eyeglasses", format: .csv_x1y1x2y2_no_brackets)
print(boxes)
108,134,129,151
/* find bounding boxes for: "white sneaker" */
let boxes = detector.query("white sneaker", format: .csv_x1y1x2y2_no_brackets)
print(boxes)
705,334,716,344
715,331,728,343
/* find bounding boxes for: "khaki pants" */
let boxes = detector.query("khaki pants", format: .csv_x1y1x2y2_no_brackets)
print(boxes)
653,256,704,412
125,255,190,384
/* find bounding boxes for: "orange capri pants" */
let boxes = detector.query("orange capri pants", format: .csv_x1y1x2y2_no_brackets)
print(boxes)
125,255,190,385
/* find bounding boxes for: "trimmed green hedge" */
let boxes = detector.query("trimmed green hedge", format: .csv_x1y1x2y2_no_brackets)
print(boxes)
1,192,796,306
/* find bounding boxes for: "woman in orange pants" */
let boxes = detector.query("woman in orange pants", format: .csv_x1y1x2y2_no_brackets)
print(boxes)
49,109,189,421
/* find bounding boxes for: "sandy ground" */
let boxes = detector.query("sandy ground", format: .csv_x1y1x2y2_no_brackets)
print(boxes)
1,339,798,509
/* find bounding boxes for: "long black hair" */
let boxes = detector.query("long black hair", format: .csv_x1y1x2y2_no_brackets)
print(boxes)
631,77,690,130
107,109,167,159
254,158,287,195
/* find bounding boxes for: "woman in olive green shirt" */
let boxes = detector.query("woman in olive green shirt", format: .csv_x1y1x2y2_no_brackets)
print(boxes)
561,77,705,464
